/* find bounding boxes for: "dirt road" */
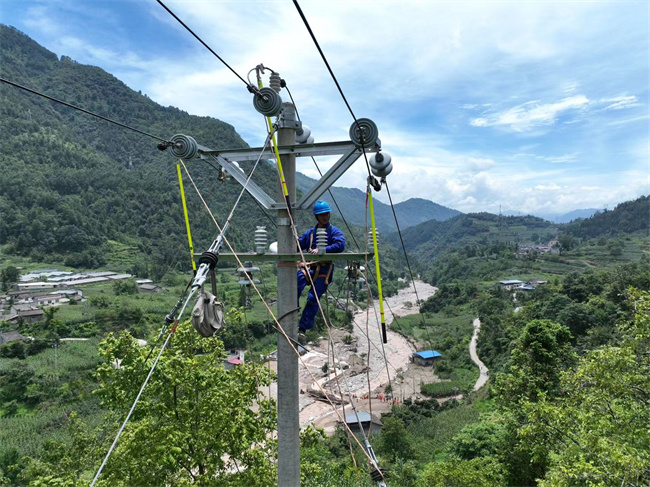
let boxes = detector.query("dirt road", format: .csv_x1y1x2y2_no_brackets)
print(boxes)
469,318,489,391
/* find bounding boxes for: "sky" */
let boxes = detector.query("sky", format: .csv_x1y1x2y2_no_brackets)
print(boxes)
1,0,649,217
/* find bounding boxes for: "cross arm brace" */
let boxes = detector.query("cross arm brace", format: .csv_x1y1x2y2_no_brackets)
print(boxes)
201,153,276,209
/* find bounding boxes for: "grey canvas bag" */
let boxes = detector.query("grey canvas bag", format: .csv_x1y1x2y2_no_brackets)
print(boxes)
191,291,225,337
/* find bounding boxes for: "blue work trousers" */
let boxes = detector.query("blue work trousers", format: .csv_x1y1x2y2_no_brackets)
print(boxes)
297,268,329,330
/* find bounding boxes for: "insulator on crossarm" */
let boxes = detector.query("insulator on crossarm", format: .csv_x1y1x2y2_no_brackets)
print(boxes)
295,125,311,144
255,226,267,254
349,118,379,147
368,230,378,250
317,228,327,254
170,134,198,159
370,152,393,178
269,72,282,93
253,87,283,117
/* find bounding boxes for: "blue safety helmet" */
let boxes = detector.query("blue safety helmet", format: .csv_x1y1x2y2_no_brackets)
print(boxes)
313,200,331,215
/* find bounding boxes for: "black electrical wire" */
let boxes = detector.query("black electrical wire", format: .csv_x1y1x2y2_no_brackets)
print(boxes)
155,0,250,88
291,0,373,177
0,77,168,142
384,180,433,336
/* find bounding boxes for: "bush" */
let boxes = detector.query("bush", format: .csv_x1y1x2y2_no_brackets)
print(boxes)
421,381,463,398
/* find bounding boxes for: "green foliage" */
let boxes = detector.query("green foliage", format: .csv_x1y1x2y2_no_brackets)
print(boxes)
420,381,463,398
112,279,138,296
91,322,277,486
416,456,506,487
375,416,414,463
521,289,650,486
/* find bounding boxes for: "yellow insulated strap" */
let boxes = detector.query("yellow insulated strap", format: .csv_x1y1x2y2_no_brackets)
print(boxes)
177,162,196,272
367,188,387,344
258,79,289,199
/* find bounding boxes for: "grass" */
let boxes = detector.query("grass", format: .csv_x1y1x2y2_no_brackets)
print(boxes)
0,339,106,457
406,402,482,462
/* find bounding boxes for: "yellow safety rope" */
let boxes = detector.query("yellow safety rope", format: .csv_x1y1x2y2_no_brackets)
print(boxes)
367,188,387,343
258,78,290,200
176,162,196,272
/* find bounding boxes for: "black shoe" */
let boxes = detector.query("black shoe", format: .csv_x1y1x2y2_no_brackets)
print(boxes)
298,328,307,345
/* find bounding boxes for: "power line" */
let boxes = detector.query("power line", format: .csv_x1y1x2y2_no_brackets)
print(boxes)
291,0,373,177
0,77,168,143
155,0,251,88
384,180,433,340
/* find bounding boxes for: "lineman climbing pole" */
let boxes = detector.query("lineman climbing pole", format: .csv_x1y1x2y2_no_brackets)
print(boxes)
167,80,384,486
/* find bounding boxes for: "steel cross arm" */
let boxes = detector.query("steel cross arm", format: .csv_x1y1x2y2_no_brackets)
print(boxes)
296,145,362,211
200,140,378,162
199,251,373,263
200,153,276,209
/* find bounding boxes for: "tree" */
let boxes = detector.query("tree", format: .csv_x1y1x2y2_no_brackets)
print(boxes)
90,322,277,486
0,266,19,292
416,457,506,487
521,289,650,486
18,322,278,486
376,416,414,463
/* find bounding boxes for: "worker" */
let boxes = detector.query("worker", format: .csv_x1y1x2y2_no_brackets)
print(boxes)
297,200,345,337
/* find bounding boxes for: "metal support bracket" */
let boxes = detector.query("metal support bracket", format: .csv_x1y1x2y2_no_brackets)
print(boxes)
201,251,373,263
296,145,363,210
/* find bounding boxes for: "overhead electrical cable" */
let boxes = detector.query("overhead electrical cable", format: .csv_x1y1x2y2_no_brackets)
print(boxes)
291,0,374,177
0,77,168,142
155,0,251,88
384,180,434,341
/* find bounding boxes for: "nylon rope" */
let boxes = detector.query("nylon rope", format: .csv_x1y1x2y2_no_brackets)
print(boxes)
178,163,386,479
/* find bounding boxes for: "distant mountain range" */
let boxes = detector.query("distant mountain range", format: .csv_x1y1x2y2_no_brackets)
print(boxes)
504,208,600,223
296,173,461,232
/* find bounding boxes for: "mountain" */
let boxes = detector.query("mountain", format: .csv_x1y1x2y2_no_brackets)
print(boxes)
0,25,304,270
0,25,413,275
540,208,601,223
295,173,461,232
563,195,649,238
388,212,557,260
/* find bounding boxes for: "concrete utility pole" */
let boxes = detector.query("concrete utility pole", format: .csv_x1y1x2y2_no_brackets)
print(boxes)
169,105,382,487
276,103,300,487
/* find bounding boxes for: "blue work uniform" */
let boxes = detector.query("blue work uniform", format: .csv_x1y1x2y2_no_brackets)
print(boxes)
297,223,345,330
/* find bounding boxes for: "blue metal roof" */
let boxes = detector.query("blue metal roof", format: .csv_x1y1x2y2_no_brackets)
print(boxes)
415,350,442,359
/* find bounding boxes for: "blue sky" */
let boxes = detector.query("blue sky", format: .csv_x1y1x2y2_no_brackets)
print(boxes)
1,0,648,217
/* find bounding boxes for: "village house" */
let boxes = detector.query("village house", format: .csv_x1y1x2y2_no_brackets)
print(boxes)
411,350,442,367
339,412,382,436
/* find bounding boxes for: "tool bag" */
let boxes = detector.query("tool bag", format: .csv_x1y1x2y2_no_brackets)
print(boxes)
191,291,225,337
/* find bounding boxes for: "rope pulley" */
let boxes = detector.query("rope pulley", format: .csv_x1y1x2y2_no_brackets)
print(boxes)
253,87,283,117
369,151,392,178
170,134,198,159
349,118,379,147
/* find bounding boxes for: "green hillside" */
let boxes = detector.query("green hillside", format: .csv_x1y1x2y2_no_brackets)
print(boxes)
0,24,311,271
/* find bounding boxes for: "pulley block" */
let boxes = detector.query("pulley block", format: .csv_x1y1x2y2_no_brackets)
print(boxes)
253,87,283,117
349,118,379,147
170,134,198,160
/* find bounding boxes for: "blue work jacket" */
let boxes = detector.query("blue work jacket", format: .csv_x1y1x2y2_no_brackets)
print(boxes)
298,223,345,274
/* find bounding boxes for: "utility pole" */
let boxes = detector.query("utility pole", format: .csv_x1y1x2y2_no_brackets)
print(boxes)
276,103,300,487
167,103,383,487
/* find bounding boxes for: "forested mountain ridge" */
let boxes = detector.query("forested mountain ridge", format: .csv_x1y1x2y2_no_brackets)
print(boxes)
388,212,556,258
0,25,336,270
563,195,649,238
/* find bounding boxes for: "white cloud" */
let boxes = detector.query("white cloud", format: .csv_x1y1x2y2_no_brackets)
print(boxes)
470,95,590,132
600,95,640,110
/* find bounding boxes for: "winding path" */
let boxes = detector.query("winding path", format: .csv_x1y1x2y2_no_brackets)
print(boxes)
469,318,489,391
